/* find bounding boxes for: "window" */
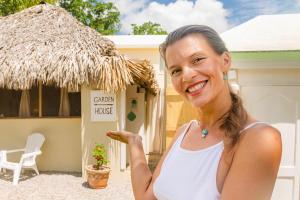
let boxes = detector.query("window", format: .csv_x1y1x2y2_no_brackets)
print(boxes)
42,85,60,117
69,92,81,116
0,84,81,118
0,89,21,117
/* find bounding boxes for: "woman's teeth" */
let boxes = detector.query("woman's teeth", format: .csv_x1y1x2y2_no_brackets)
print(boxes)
187,81,207,93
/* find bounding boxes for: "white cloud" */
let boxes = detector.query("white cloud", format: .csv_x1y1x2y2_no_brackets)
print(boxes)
107,0,149,16
108,0,230,34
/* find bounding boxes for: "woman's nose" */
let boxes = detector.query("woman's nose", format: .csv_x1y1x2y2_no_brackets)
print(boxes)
182,66,197,82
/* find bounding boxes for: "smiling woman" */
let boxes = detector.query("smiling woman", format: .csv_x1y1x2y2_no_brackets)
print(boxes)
106,25,282,200
163,33,230,110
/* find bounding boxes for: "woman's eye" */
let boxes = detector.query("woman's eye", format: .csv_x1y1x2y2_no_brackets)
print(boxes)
171,69,181,76
193,57,205,64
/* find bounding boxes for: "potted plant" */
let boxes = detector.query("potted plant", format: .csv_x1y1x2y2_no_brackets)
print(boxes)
85,143,110,189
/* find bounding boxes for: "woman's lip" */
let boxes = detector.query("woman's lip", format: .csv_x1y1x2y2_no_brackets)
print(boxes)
186,80,208,96
186,80,208,91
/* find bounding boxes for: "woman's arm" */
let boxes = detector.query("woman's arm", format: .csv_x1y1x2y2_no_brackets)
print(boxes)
107,131,153,199
128,134,156,200
221,125,282,200
107,124,188,200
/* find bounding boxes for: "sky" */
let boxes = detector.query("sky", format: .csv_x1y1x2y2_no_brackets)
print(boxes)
106,0,300,34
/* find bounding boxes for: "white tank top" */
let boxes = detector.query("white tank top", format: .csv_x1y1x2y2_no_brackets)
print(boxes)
153,120,266,200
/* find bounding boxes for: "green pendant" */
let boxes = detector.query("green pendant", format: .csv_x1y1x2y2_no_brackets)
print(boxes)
201,129,208,138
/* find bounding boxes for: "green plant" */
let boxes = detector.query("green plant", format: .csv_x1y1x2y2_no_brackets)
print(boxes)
131,21,167,35
60,0,121,35
92,143,108,170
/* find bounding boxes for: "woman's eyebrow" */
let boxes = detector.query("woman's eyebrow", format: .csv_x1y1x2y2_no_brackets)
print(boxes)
190,51,206,58
167,65,179,71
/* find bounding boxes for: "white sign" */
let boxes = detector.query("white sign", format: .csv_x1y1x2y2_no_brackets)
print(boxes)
91,90,116,121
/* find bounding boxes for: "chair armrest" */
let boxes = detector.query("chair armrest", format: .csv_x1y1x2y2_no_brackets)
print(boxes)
21,151,42,159
0,149,25,163
6,149,25,154
19,151,42,165
0,150,6,163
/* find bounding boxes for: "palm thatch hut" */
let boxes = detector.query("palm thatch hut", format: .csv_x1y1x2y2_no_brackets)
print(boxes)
0,3,158,94
0,3,159,175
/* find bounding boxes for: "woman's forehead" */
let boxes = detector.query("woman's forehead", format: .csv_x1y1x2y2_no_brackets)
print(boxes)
165,34,213,63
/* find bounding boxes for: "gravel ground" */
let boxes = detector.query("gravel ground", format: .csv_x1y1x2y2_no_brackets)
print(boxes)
0,170,134,200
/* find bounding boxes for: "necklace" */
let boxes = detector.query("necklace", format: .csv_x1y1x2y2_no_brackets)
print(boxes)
197,120,209,139
201,129,209,138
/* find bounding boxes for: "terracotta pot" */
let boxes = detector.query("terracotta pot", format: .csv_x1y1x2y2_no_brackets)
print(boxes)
85,165,110,189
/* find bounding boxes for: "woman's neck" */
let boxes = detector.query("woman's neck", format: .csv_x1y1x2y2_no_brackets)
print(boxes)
197,87,232,129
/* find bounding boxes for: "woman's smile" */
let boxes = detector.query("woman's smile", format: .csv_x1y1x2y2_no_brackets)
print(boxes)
165,34,228,108
186,80,208,97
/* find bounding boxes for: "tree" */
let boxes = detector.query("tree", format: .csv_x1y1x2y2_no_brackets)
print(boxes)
0,0,57,16
59,0,120,35
131,21,167,35
0,0,121,35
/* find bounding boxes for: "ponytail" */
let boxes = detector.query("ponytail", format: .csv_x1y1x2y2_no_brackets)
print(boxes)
219,88,248,147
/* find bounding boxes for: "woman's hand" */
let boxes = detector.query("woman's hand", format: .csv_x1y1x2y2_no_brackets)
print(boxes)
106,130,141,144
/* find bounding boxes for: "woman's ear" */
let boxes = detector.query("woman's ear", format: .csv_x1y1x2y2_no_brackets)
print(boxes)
221,51,231,72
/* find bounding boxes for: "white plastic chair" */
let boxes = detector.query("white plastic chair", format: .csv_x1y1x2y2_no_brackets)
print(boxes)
0,133,45,185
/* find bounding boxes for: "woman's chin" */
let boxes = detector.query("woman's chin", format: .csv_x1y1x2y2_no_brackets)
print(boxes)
189,98,209,108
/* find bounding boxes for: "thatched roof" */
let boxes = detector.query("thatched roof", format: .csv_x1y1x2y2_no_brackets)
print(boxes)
0,3,158,94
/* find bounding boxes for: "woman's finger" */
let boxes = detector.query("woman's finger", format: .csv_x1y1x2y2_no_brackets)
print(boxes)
106,131,128,143
108,135,122,141
106,133,116,138
107,131,120,137
108,135,121,141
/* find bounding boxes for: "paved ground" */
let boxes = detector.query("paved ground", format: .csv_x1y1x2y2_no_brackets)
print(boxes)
0,170,134,200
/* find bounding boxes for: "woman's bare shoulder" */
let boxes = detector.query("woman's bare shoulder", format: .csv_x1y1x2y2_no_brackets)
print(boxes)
221,124,282,200
237,124,282,159
233,124,282,172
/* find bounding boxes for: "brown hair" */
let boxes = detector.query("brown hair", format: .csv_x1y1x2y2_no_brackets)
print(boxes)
160,25,248,147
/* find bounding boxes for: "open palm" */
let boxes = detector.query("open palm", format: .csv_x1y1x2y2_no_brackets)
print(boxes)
106,130,137,144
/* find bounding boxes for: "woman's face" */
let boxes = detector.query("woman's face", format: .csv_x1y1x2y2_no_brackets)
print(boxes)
165,34,230,108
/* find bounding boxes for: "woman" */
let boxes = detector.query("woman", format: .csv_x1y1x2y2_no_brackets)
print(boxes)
107,25,282,200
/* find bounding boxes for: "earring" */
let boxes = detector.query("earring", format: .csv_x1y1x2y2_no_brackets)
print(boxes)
223,73,228,80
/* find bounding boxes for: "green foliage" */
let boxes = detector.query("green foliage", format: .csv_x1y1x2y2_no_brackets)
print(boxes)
0,0,121,35
131,21,167,35
0,0,57,16
92,143,108,170
59,0,120,35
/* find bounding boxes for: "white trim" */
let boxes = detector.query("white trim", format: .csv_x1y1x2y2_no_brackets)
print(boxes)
295,119,300,200
119,90,126,171
278,166,298,177
104,35,166,49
